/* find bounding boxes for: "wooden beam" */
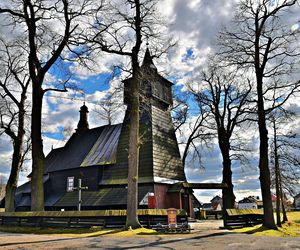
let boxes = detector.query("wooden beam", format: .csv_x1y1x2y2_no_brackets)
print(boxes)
182,182,228,189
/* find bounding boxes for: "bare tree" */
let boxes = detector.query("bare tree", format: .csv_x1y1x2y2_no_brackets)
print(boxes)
171,91,207,170
218,0,300,229
0,0,100,211
84,0,170,228
271,116,282,227
171,92,189,133
188,64,252,210
93,83,124,125
0,40,31,211
270,112,300,225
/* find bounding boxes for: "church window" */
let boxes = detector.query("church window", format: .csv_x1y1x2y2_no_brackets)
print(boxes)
67,177,74,192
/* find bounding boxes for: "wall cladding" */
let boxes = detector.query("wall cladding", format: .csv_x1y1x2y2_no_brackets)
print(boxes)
152,106,185,181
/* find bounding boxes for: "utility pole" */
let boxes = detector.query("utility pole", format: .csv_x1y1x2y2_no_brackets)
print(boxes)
73,179,88,211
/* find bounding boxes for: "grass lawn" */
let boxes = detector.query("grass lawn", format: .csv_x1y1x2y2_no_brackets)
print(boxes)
234,211,300,237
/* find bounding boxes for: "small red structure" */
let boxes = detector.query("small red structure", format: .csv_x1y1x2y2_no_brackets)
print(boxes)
148,194,156,209
167,208,177,227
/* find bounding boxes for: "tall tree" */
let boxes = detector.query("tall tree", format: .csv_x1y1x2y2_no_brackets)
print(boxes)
269,112,300,224
0,40,30,211
0,0,98,211
188,65,251,209
271,116,281,227
218,0,300,229
85,0,169,228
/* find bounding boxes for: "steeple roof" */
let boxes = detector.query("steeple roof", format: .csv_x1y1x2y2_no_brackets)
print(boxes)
142,48,157,70
76,103,89,133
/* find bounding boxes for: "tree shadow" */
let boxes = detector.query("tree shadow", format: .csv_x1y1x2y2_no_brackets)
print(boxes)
238,226,269,234
100,231,234,250
0,237,85,247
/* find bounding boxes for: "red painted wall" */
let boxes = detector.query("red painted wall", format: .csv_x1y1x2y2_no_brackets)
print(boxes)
154,184,181,209
153,183,195,217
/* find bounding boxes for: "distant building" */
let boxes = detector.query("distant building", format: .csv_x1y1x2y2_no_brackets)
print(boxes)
202,203,213,211
211,195,222,211
271,194,277,209
238,196,258,209
0,184,5,202
294,193,300,209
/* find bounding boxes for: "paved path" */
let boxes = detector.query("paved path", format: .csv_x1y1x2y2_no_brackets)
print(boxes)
0,222,300,250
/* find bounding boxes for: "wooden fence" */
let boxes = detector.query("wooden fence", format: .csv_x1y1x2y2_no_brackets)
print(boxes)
0,209,188,229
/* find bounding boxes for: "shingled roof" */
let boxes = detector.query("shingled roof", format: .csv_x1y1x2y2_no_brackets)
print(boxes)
44,124,122,173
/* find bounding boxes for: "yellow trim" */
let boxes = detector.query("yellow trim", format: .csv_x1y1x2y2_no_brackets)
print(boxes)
0,209,187,217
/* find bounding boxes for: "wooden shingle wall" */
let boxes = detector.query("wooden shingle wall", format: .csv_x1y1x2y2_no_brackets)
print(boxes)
152,106,185,181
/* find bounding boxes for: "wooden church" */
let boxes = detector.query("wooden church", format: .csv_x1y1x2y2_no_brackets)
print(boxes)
11,50,201,216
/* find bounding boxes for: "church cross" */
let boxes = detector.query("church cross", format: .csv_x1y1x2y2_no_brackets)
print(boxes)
72,178,88,211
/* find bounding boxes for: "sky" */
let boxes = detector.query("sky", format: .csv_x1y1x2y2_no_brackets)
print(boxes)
0,0,299,203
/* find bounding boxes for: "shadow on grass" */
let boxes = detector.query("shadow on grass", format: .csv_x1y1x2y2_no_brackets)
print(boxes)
239,226,269,234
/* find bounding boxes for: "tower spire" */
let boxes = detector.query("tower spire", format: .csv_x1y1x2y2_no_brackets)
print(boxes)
76,103,89,133
142,48,157,70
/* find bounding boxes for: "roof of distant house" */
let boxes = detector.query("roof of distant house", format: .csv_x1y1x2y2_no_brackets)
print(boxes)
294,193,300,199
238,196,257,203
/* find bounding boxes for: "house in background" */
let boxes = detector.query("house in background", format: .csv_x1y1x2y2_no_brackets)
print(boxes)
1,49,203,216
0,183,5,202
211,195,222,211
201,196,223,211
238,196,259,209
202,203,213,211
294,193,300,209
271,194,277,209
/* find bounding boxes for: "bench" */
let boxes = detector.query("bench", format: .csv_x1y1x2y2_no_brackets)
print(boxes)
224,209,263,228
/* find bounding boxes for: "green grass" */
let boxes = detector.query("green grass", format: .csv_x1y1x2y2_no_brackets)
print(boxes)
233,211,300,237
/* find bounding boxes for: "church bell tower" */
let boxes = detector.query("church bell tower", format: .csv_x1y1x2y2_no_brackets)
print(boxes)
118,49,185,183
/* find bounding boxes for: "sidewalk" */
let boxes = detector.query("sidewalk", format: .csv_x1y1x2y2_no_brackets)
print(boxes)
189,220,223,230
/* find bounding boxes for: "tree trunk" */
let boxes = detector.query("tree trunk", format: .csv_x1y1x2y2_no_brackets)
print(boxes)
218,133,235,209
279,169,288,223
273,120,281,227
125,74,141,229
125,0,142,229
30,85,45,211
220,140,235,228
5,101,26,212
222,157,235,209
5,144,22,212
275,165,281,227
257,77,276,229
